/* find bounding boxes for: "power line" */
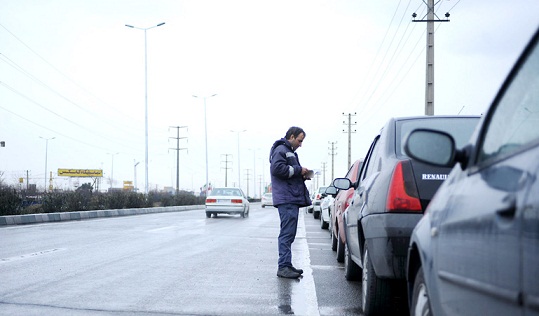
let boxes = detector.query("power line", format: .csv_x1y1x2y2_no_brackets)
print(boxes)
0,23,130,120
0,81,140,153
0,53,140,135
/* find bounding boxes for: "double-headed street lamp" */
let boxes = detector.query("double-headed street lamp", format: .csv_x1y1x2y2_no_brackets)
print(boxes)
249,148,260,198
40,136,55,192
125,22,165,194
193,94,217,195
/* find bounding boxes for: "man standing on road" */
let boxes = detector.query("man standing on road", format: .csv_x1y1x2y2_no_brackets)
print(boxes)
269,126,312,279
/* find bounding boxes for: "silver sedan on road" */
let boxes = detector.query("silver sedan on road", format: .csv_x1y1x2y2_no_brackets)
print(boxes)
205,187,250,218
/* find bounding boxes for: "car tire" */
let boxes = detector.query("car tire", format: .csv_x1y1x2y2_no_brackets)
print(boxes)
241,211,246,218
336,232,345,263
411,266,432,316
262,205,265,208
362,241,392,316
206,212,211,218
331,229,338,251
344,242,361,281
313,210,320,219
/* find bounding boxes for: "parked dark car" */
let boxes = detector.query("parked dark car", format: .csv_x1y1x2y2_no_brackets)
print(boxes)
405,27,539,316
333,115,480,315
330,159,363,263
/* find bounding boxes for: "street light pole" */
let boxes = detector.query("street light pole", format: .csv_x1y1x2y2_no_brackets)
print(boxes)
193,94,217,196
231,130,246,190
134,160,140,192
40,136,55,192
249,148,259,198
107,152,119,189
125,22,165,194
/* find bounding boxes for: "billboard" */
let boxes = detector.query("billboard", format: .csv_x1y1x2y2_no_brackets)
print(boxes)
58,169,103,177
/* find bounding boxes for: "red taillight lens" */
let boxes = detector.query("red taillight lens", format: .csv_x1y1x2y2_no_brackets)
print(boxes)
386,161,422,212
206,198,217,203
231,199,243,204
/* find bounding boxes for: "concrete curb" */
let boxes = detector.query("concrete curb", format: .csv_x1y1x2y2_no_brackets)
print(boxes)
0,205,205,226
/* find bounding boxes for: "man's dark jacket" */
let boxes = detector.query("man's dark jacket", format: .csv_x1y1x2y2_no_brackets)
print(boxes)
269,138,311,207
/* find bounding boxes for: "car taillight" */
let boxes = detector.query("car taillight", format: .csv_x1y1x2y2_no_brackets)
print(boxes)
206,198,217,203
386,161,422,212
231,199,243,204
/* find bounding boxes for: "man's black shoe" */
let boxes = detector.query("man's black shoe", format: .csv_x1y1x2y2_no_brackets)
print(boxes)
290,266,303,274
277,267,301,279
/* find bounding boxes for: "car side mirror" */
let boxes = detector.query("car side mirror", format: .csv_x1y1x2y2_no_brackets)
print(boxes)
324,186,338,196
332,178,352,190
404,129,456,167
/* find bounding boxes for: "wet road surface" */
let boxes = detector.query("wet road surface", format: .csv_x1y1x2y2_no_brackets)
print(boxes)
0,204,365,315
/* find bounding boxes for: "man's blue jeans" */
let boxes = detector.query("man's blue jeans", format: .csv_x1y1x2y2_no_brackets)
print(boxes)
277,203,299,269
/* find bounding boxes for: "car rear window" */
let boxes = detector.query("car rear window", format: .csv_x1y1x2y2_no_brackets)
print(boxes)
210,189,242,196
396,117,480,157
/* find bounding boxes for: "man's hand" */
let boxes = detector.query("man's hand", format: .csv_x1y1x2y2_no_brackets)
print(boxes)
301,168,313,180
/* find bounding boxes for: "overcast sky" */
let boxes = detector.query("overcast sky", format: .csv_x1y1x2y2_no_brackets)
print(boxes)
1,0,538,196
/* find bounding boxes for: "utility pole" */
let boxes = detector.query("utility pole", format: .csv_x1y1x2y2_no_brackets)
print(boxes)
328,141,337,181
413,0,450,115
221,154,232,187
244,169,251,197
169,126,188,194
342,113,356,168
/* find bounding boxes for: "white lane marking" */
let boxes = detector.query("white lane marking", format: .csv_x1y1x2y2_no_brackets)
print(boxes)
290,211,320,316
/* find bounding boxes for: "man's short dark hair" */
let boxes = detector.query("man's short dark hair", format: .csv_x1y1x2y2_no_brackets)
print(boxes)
285,126,305,139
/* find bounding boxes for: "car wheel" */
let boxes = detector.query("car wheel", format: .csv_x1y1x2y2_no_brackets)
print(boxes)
206,212,211,218
344,242,361,281
336,232,345,263
313,210,320,219
411,266,432,316
241,211,246,218
331,229,338,251
362,241,392,315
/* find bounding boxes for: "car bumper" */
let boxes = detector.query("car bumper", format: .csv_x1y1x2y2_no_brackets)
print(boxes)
361,212,423,279
205,205,245,214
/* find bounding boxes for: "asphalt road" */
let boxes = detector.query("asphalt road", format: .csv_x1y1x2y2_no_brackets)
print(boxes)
0,203,365,315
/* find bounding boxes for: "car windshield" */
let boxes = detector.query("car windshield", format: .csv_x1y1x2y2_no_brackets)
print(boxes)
209,188,242,197
396,117,481,157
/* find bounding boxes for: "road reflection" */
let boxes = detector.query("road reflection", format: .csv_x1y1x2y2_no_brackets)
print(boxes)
277,277,302,314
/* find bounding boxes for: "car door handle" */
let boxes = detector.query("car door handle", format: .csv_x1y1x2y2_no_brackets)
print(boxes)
496,195,517,219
